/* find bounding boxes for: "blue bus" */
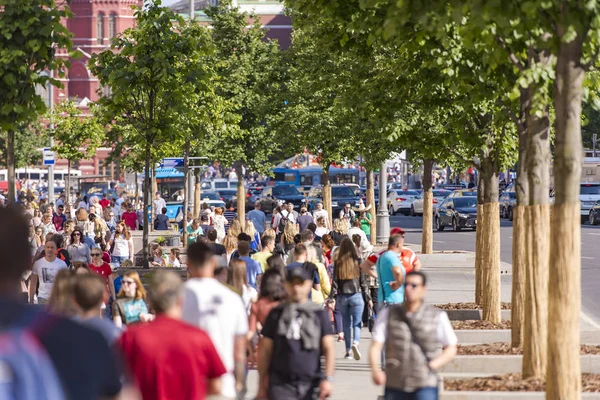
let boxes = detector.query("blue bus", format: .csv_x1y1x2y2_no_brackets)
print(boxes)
155,168,185,220
272,165,360,192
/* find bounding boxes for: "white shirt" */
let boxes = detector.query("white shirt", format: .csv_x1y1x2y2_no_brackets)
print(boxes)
112,234,131,257
241,285,258,315
372,306,457,347
32,257,68,300
312,209,330,226
182,278,248,398
315,226,329,238
153,198,166,217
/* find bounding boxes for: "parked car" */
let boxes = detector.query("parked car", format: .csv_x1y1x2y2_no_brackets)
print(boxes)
217,189,238,204
232,186,264,212
551,182,600,224
448,189,478,198
589,201,600,225
259,185,306,214
306,185,362,215
200,191,226,209
434,196,478,232
499,191,516,220
387,189,420,216
410,189,453,216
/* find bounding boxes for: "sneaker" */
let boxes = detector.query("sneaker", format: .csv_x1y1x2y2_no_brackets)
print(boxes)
351,343,361,360
344,353,353,360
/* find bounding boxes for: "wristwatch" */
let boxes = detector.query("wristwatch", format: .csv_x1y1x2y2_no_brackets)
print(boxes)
324,376,334,382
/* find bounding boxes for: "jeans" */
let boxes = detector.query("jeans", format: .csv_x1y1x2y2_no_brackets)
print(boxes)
111,255,127,266
337,292,364,351
333,300,343,334
384,387,438,400
269,376,319,400
83,235,95,249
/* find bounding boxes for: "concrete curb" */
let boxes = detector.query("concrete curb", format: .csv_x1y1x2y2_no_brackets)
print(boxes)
441,355,600,374
444,310,512,321
456,330,600,344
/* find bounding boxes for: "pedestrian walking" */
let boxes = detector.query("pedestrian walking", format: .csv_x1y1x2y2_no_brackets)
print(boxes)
47,269,77,317
119,270,226,400
182,242,248,400
312,201,331,230
297,207,314,233
213,207,229,243
331,238,368,360
244,220,261,251
360,227,421,279
228,258,258,314
152,191,166,220
113,271,153,328
376,234,407,306
247,201,267,235
330,218,349,246
369,271,458,400
257,266,335,400
29,239,68,304
67,227,91,264
108,222,134,266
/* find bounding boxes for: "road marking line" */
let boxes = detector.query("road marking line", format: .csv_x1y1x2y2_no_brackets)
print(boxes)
581,311,600,330
582,256,595,260
588,233,600,236
433,241,444,244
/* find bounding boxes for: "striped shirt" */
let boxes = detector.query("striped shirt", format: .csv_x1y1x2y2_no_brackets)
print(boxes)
223,210,237,234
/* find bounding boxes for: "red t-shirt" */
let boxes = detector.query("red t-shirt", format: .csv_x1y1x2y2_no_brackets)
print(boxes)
118,316,226,400
122,211,138,231
367,248,418,274
99,199,110,209
89,262,113,283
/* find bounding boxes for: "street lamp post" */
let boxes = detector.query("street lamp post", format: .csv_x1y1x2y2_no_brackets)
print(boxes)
376,161,390,245
48,71,55,203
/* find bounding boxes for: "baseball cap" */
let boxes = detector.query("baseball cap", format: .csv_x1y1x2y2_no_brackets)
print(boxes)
286,266,311,283
390,227,406,236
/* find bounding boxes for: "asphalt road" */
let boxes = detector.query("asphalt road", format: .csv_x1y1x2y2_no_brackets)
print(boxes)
389,213,600,325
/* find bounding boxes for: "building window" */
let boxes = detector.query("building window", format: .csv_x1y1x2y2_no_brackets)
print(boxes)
108,14,116,39
97,13,104,45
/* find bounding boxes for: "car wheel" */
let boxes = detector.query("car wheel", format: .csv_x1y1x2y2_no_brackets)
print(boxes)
435,216,445,231
452,217,461,232
590,211,596,226
508,208,513,221
410,206,416,217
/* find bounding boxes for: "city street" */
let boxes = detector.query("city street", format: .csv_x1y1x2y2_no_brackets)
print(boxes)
389,213,600,325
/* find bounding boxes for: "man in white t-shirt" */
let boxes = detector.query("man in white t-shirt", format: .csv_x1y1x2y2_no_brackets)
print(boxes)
312,201,331,229
29,239,68,304
152,191,166,220
369,271,457,398
182,242,248,399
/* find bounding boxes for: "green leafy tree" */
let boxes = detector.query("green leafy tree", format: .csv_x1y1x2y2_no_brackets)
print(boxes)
0,122,46,169
0,0,74,203
203,1,285,221
45,101,104,202
89,1,215,267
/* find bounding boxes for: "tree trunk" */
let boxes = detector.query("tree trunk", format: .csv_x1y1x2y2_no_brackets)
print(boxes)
421,159,434,254
66,159,71,210
523,91,551,378
237,170,246,224
194,168,201,218
322,163,332,224
142,145,151,269
182,143,190,246
135,172,140,207
511,89,530,348
7,129,15,205
480,158,501,323
546,32,583,400
475,171,486,305
366,169,376,246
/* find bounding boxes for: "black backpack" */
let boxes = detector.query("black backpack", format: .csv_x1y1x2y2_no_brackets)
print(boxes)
278,211,289,233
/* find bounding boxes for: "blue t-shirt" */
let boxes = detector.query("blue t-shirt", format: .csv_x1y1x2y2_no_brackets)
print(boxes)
240,255,263,289
114,298,148,325
376,250,406,304
247,210,267,233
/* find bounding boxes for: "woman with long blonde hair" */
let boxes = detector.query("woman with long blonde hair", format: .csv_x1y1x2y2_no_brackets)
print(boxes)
332,237,366,360
228,219,242,239
244,220,260,251
280,221,298,262
113,271,153,328
331,218,349,246
223,235,238,264
47,269,77,317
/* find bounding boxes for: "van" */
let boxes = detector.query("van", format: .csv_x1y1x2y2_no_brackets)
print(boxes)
200,179,239,192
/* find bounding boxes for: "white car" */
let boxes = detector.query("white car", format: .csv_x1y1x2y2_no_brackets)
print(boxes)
410,189,453,216
387,190,420,215
550,182,600,223
199,191,226,209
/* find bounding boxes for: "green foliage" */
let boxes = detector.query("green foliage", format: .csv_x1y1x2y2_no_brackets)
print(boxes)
0,122,45,168
0,0,74,130
203,0,285,174
45,101,104,164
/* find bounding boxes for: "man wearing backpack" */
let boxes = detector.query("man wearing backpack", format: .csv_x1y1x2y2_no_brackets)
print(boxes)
0,207,129,400
280,202,299,231
369,271,458,400
257,266,335,400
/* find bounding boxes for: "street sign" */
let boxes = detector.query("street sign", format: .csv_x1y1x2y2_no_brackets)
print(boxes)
162,157,184,168
43,148,55,166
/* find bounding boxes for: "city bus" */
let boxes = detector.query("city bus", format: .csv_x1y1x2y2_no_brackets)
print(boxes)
271,165,360,192
155,167,186,219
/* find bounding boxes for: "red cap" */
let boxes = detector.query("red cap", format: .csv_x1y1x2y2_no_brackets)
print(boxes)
390,227,406,236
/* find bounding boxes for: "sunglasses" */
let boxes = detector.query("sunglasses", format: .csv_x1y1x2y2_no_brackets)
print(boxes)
122,280,135,285
404,283,422,289
73,233,81,236
91,253,102,257
109,214,114,217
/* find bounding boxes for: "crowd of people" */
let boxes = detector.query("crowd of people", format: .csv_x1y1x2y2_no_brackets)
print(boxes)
1,186,459,400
